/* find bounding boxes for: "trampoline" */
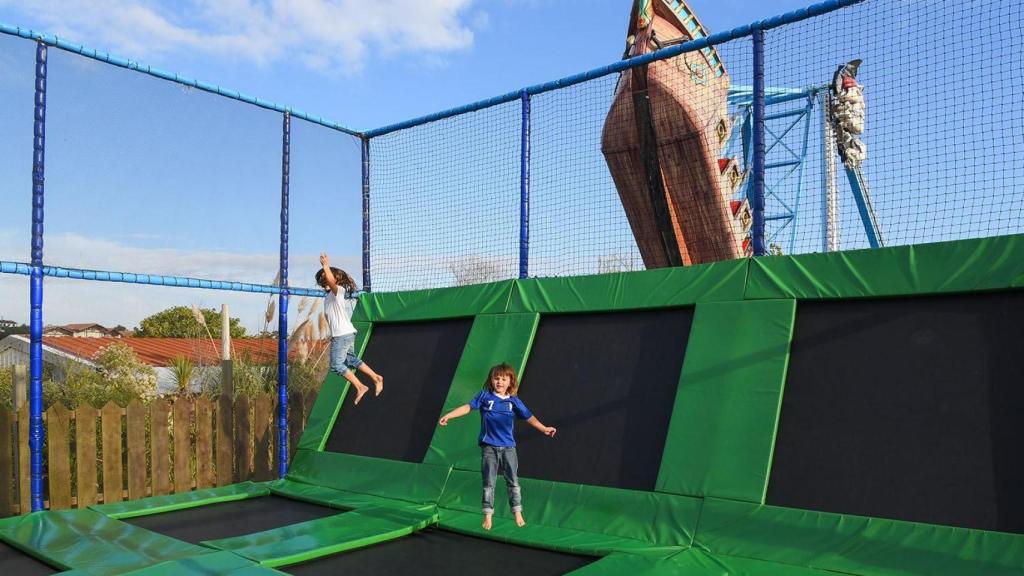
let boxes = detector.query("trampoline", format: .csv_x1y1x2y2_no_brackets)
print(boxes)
1,0,1021,573
1,236,1021,576
124,495,343,544
768,290,1024,533
515,309,694,489
324,319,474,461
0,542,58,575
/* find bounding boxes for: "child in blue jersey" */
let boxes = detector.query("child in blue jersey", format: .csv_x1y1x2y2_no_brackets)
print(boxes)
316,253,383,406
438,363,556,530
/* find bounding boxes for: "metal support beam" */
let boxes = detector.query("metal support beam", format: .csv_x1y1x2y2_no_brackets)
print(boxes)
29,40,47,512
750,28,766,256
277,111,290,478
361,138,371,292
519,90,531,279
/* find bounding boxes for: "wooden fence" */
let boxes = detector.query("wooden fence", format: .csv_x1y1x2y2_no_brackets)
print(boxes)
0,391,317,516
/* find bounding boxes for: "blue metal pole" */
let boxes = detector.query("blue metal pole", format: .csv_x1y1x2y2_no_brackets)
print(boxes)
277,111,290,478
0,261,324,296
29,41,47,512
519,90,531,279
788,95,815,253
750,28,767,257
361,137,371,292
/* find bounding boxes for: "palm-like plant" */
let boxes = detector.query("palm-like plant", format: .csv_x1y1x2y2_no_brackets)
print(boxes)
170,355,195,396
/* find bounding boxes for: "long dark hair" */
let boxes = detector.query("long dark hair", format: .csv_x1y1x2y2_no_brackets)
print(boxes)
315,267,358,294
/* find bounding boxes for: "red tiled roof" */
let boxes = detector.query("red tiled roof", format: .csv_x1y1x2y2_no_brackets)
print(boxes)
41,337,323,367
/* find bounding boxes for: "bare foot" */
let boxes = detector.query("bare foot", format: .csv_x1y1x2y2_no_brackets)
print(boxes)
514,511,525,527
352,383,369,405
373,375,384,396
482,515,492,530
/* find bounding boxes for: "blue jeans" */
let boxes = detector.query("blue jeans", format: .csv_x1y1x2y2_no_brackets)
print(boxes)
481,445,521,515
329,334,363,375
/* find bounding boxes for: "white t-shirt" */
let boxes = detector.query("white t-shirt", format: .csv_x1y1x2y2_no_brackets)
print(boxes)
324,289,357,337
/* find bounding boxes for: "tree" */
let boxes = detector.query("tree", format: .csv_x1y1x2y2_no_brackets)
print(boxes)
55,342,157,408
449,256,505,286
169,356,195,396
135,306,247,338
0,323,29,340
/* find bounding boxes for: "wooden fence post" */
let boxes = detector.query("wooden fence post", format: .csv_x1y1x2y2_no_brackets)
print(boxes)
11,365,27,410
100,402,123,505
173,399,192,494
46,405,71,510
151,399,170,497
195,397,214,489
126,401,146,501
216,395,233,486
253,394,273,481
9,366,26,514
0,409,13,517
234,395,252,482
17,404,29,514
75,405,98,509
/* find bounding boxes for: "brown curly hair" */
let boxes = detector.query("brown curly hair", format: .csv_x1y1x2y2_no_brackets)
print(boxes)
484,363,519,396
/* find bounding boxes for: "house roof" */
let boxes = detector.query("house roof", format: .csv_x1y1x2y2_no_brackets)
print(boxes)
39,336,322,367
63,323,110,332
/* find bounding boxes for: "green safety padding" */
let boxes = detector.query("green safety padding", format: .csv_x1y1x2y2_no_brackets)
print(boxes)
695,497,1024,576
746,234,1024,300
73,551,284,575
0,509,213,575
440,470,699,550
269,478,407,510
295,321,372,452
424,313,540,469
90,481,270,519
561,552,688,576
352,280,514,322
656,300,795,503
204,505,437,568
287,449,450,505
564,548,840,576
507,260,747,314
441,510,682,558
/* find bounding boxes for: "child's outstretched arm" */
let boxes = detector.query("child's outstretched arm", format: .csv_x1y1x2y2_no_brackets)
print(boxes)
439,404,471,426
319,252,339,294
525,416,556,437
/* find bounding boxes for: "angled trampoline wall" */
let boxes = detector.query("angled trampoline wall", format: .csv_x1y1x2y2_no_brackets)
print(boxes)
279,233,1024,575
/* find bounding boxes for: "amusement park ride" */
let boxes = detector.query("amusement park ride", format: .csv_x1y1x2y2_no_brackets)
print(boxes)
603,0,883,264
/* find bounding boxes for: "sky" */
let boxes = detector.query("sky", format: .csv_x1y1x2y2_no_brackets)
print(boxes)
0,0,1020,332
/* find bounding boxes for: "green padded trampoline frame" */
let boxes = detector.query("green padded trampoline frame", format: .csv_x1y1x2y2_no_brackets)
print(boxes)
1,235,1022,575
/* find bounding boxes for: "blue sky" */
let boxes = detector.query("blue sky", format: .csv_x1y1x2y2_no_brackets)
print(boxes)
0,0,811,330
0,0,1020,331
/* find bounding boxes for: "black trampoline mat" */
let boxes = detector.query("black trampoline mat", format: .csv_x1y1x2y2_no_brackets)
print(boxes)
515,308,694,490
325,319,473,462
768,291,1024,533
0,542,58,575
283,528,596,575
124,495,341,543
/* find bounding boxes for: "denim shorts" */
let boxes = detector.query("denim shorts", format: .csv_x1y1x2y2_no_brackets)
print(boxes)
330,333,363,375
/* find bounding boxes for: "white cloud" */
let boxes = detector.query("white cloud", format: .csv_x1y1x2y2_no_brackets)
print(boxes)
0,0,477,74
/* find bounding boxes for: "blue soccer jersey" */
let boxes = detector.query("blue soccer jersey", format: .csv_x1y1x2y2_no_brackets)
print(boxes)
469,390,533,447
